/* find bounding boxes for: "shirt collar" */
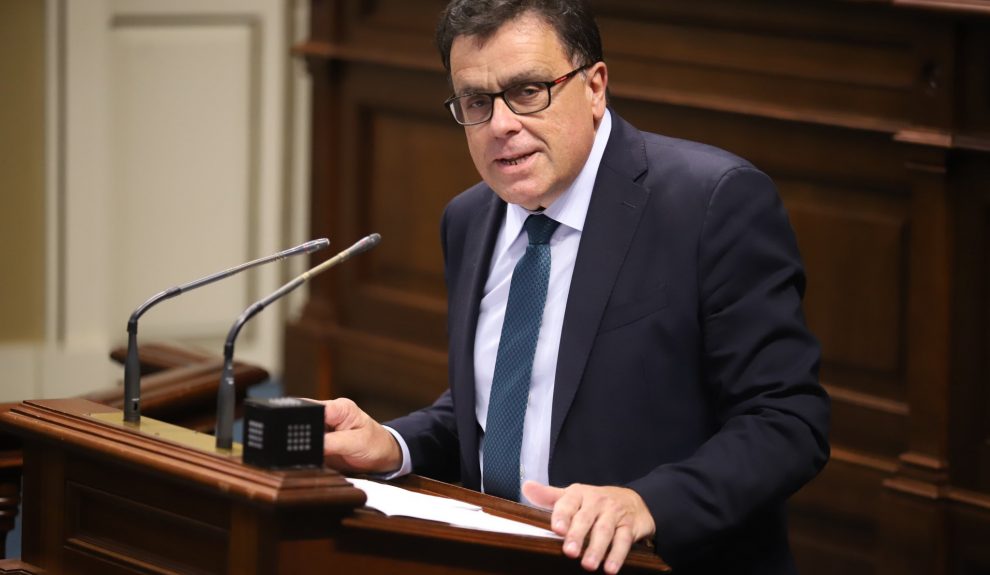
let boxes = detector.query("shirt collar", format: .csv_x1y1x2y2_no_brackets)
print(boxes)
503,109,613,241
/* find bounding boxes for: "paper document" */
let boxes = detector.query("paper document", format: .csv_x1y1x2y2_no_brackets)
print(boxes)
347,478,561,539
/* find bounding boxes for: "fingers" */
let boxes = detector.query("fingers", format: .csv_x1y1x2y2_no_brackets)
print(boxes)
551,487,586,550
543,484,656,574
603,526,634,575
319,398,402,473
578,498,619,571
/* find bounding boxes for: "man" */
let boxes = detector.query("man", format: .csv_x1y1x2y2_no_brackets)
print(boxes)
320,1,830,573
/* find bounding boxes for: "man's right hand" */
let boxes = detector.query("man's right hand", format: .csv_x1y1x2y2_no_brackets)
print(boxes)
318,398,403,474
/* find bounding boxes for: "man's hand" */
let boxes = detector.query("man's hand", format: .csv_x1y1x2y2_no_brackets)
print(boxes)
318,398,402,474
522,481,656,575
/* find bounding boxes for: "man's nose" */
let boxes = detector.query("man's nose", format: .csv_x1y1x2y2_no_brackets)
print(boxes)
489,97,522,136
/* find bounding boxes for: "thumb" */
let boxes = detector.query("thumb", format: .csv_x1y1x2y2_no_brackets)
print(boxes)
322,398,357,429
522,480,563,509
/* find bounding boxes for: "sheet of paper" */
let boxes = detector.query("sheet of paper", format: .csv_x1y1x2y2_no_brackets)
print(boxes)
347,478,561,540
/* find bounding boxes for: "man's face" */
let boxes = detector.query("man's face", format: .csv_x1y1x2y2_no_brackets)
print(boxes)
449,13,608,210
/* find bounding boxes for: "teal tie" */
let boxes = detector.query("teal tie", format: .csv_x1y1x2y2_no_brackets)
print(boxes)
483,214,560,500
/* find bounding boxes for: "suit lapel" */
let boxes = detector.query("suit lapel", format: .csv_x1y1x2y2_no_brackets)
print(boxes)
549,114,651,461
450,190,505,487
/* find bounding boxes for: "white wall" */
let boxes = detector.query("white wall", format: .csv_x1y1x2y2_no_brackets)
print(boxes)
0,0,311,401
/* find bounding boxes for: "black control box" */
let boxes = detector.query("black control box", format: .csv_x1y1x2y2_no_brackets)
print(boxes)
241,397,324,469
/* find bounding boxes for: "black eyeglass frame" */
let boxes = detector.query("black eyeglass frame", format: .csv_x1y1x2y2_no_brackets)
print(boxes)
443,64,591,126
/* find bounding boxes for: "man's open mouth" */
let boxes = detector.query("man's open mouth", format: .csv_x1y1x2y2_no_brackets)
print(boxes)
498,152,535,166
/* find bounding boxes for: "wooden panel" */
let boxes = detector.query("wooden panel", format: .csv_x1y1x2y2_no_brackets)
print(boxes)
950,152,990,495
595,0,963,136
294,59,478,403
787,183,908,378
65,481,228,574
950,499,990,575
334,63,476,339
790,454,893,575
290,1,990,574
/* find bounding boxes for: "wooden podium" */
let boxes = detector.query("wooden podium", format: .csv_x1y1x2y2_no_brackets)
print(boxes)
0,399,668,574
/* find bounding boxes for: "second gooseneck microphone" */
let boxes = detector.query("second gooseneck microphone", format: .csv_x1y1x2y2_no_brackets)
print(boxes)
214,233,382,449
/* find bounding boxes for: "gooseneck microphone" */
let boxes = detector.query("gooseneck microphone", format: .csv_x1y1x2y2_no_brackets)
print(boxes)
123,238,330,423
214,233,381,449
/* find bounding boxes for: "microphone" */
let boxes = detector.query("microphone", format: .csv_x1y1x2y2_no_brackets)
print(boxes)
215,233,382,449
122,238,330,423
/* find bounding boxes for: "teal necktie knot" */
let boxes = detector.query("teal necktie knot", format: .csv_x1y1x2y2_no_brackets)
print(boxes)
525,214,559,245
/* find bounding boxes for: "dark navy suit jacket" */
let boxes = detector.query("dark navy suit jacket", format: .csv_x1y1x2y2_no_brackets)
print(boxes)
388,111,830,573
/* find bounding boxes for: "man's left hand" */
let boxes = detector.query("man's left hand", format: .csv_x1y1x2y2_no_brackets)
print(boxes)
522,481,656,574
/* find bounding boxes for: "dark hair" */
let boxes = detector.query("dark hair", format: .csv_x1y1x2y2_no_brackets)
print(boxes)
436,0,603,74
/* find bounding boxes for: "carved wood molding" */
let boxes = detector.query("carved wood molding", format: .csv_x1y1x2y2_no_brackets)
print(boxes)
892,0,990,15
0,399,365,509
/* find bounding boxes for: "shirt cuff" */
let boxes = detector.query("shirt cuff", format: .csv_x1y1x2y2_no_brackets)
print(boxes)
376,426,413,480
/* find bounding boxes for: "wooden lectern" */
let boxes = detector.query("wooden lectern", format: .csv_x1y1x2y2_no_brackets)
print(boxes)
0,399,668,574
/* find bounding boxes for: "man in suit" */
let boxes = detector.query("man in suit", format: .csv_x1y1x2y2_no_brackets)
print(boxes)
319,1,830,573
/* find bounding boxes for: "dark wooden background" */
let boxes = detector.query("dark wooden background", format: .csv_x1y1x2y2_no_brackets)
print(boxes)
285,1,990,572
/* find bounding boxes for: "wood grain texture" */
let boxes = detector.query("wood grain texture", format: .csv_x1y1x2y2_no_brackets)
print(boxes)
287,1,990,573
4,399,669,573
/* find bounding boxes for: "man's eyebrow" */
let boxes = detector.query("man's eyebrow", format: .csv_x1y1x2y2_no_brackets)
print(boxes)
453,82,488,97
455,68,554,96
502,69,551,87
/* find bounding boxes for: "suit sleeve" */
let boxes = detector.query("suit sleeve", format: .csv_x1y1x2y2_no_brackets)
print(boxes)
384,390,461,482
624,166,830,563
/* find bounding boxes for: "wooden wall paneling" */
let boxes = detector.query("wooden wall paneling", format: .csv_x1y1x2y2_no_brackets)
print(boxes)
948,151,988,494
907,12,956,131
289,0,477,413
790,453,896,575
596,0,928,133
978,198,990,494
289,1,990,572
949,497,990,574
878,143,954,575
955,24,990,498
956,21,990,143
322,61,478,417
878,484,949,575
895,145,953,488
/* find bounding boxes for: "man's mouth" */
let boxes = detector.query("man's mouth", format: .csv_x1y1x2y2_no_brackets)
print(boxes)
497,152,535,166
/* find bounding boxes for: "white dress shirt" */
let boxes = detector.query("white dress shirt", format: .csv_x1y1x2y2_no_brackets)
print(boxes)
385,111,613,504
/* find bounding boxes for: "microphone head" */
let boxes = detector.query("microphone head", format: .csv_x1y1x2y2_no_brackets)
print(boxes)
304,238,331,253
353,233,381,255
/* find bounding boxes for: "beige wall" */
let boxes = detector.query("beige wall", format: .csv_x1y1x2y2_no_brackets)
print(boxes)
0,0,46,343
0,0,310,402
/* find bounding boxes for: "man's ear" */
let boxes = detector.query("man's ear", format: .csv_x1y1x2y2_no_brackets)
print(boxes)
586,61,609,121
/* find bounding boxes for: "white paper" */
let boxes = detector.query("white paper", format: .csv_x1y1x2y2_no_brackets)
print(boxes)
347,478,561,540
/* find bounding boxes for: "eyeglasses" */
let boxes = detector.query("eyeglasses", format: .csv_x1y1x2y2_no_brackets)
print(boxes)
443,65,590,126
